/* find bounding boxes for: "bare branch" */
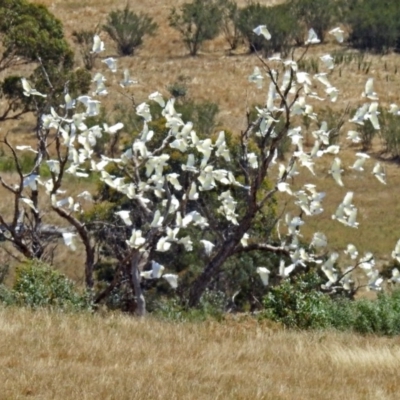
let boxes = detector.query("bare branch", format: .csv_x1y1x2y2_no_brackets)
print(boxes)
52,205,95,288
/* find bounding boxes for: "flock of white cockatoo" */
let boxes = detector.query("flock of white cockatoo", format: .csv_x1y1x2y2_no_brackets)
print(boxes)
17,34,251,290
252,26,400,292
17,28,400,296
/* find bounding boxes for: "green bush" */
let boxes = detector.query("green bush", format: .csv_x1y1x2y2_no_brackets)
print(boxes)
263,271,332,329
169,0,224,56
166,77,220,136
218,0,242,51
348,106,377,151
150,289,226,322
0,149,53,177
262,270,400,335
4,262,92,311
167,75,190,99
351,292,400,335
297,57,319,74
0,0,73,67
236,2,300,57
103,5,157,56
287,0,343,43
0,284,15,305
346,0,400,53
72,28,99,70
379,110,400,159
178,99,220,136
0,0,91,120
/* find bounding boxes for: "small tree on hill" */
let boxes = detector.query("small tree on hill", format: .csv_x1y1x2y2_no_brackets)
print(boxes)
236,2,300,57
169,0,224,56
345,0,400,53
287,0,343,43
73,28,101,70
103,5,158,56
218,0,242,52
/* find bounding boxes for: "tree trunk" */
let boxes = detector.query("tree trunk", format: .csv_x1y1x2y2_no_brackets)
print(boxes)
188,206,258,307
51,206,95,290
188,239,237,307
94,264,122,304
131,251,146,317
85,248,95,290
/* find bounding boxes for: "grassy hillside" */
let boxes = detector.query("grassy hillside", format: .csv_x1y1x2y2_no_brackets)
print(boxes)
1,0,399,274
2,5,400,396
1,306,400,399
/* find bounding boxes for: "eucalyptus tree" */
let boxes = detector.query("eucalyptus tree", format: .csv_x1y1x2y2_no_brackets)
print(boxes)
0,0,91,121
1,25,399,317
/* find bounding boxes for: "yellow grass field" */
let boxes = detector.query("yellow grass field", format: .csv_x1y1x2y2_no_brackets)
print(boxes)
1,306,400,400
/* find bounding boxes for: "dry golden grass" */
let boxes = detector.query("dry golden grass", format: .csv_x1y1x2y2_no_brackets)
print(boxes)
1,306,400,399
1,6,399,397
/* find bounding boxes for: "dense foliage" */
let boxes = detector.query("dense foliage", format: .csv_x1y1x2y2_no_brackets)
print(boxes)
0,0,91,120
263,271,400,335
345,0,400,53
103,5,158,56
0,262,92,311
236,2,300,56
169,0,224,56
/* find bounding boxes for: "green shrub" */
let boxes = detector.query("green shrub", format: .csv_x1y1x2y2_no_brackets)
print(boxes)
346,0,400,53
332,50,366,68
8,261,92,311
379,110,400,159
287,0,343,43
348,107,377,151
177,99,220,136
263,271,332,329
297,57,319,74
322,297,356,331
236,2,300,57
167,75,190,99
263,269,400,336
169,0,224,56
0,284,15,306
150,289,226,322
0,0,91,120
0,149,53,177
359,122,376,151
351,292,400,335
72,28,99,70
103,5,157,56
0,0,73,66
